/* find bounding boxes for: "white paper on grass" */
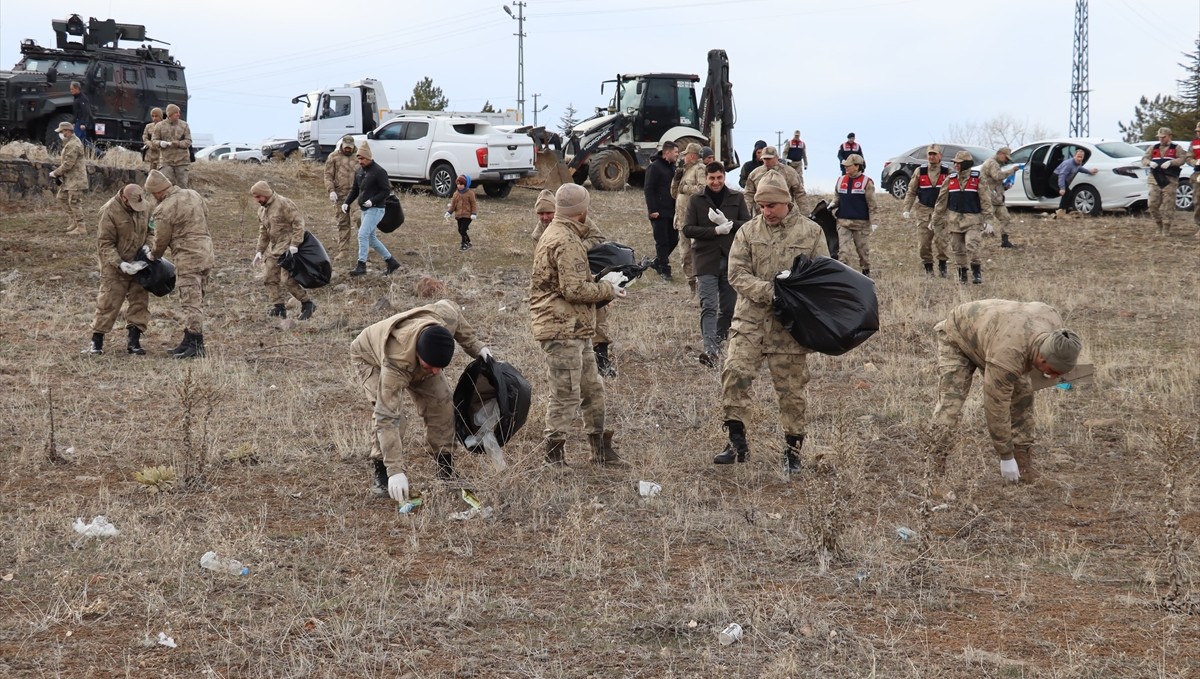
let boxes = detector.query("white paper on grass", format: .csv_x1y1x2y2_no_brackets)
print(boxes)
73,515,119,537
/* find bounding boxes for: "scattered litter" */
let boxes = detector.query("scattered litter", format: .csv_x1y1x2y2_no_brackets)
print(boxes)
638,481,662,497
449,506,494,521
718,623,743,646
269,385,277,390
2,573,13,582
464,401,506,471
863,362,878,372
398,497,423,514
64,446,75,455
853,571,869,585
930,503,949,512
199,551,248,576
73,516,119,537
687,619,698,629
766,512,782,520
896,526,917,541
461,489,482,509
1056,382,1072,391
156,632,176,648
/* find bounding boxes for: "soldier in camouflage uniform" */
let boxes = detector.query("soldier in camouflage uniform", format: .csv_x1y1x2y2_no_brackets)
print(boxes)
933,150,986,284
152,104,192,189
250,181,315,321
323,135,361,262
714,172,828,472
1142,126,1187,236
902,144,951,277
351,299,491,497
530,184,628,467
743,146,805,215
86,184,154,356
979,147,1020,248
142,107,163,169
145,169,213,359
932,299,1082,484
671,142,705,295
49,121,89,235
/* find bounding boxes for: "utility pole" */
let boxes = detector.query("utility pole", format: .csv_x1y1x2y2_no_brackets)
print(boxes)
503,2,527,124
1069,0,1090,136
775,130,784,155
531,93,548,126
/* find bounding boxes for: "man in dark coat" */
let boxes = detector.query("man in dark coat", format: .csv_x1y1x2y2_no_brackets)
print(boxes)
643,141,679,280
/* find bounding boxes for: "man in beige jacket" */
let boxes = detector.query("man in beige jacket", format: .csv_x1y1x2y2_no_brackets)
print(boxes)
145,169,214,358
49,121,89,235
323,135,360,261
88,184,154,355
151,103,192,189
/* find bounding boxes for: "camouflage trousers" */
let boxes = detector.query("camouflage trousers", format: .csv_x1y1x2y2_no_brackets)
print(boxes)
1147,179,1177,229
263,256,308,306
720,335,811,435
350,351,455,469
989,203,1013,237
593,305,610,345
948,213,983,266
57,189,84,232
332,196,360,261
677,231,694,284
913,204,949,264
160,164,190,190
92,272,150,334
540,338,606,442
837,219,871,271
177,269,209,333
931,322,1034,453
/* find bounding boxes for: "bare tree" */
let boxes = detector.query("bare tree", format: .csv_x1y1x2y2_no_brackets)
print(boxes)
945,114,1057,149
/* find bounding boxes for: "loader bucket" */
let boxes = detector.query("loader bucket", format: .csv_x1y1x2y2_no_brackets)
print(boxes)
535,148,573,191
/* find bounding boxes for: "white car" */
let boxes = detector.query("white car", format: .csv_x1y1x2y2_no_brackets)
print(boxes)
195,143,261,162
1132,141,1193,210
220,147,265,163
1003,138,1149,215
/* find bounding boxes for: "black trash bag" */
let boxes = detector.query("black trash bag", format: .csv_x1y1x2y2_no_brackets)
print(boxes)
132,250,176,297
277,231,332,289
773,254,878,356
378,193,404,233
453,356,532,453
809,199,840,261
588,241,654,308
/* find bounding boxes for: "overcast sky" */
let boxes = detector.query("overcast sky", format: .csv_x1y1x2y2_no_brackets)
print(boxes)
3,0,1198,191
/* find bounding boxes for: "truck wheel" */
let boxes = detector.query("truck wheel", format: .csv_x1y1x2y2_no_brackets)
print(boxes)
430,163,457,198
588,150,629,191
44,112,73,151
483,182,513,199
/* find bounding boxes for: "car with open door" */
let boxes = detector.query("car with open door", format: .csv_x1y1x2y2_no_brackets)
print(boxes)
1002,139,1148,215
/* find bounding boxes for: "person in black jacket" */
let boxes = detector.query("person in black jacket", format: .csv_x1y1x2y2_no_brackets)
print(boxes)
343,141,400,277
739,139,767,188
643,141,679,280
70,81,95,152
682,162,751,367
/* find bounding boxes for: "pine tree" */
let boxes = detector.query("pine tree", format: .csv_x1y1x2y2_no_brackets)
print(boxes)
1119,42,1200,142
404,77,448,111
481,100,496,113
559,103,579,136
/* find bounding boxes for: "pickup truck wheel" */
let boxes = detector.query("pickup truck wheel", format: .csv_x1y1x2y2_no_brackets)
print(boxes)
430,163,457,198
588,150,629,191
483,182,513,199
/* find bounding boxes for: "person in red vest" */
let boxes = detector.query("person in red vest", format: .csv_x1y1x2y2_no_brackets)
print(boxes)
902,144,952,277
786,130,808,176
836,133,863,175
1141,126,1187,236
933,151,986,284
828,153,877,277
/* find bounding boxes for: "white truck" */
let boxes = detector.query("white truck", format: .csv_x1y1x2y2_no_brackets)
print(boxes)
290,78,518,162
353,113,536,198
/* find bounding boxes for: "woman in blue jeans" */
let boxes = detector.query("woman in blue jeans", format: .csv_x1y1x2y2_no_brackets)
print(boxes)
343,141,401,276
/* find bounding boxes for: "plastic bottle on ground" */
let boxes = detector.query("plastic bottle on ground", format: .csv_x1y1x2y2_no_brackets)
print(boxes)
200,551,249,575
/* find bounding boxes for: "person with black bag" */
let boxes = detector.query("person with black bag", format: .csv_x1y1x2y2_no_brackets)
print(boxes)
86,184,154,355
250,181,316,321
714,172,828,473
145,169,213,359
342,141,401,277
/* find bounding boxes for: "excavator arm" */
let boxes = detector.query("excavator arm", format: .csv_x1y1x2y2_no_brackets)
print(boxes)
698,49,737,170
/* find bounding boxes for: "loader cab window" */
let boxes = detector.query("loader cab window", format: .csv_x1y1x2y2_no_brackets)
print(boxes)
639,78,677,143
615,79,641,115
320,94,351,120
675,82,697,127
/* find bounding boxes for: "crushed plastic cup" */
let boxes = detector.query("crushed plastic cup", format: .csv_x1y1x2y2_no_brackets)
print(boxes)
638,481,662,497
73,515,119,537
1056,382,1073,391
398,497,423,514
156,632,177,648
896,527,917,541
718,623,743,645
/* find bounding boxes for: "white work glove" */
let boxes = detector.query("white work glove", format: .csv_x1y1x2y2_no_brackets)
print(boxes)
610,283,628,298
902,211,910,220
443,212,451,222
870,224,879,233
706,207,728,224
1000,458,1020,483
287,246,298,255
714,223,732,235
340,204,349,214
600,271,628,288
776,269,791,280
48,171,56,179
362,199,372,208
470,214,477,221
927,220,935,232
387,472,409,502
479,347,493,361
159,140,171,148
983,223,995,235
119,261,148,275
251,252,263,266
328,191,338,202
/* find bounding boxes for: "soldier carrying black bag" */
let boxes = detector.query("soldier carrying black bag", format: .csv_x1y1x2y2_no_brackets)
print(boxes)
250,181,317,321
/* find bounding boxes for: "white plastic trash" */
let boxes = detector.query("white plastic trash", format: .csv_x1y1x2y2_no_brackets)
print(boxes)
72,515,119,537
156,632,177,648
638,481,662,497
465,399,506,471
718,623,743,645
200,551,249,576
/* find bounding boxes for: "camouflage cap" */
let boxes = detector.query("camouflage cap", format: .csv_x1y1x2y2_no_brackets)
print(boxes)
952,150,973,163
144,169,172,193
761,146,779,159
250,180,273,198
1157,126,1172,137
997,147,1013,156
926,144,943,154
1040,330,1082,374
683,142,703,156
841,153,864,167
121,184,150,212
56,121,73,132
340,134,356,149
755,171,791,203
534,189,555,214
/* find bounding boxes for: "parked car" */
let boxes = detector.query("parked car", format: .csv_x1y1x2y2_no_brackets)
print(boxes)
220,147,264,163
262,138,301,161
195,142,256,162
1003,138,1148,215
1132,141,1193,210
880,143,994,199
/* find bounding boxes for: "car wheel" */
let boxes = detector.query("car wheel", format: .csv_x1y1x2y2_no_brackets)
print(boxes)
1175,180,1193,211
482,182,513,199
1070,185,1101,216
430,163,456,198
888,173,909,200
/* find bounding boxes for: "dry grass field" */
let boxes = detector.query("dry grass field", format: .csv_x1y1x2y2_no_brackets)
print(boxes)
0,156,1198,678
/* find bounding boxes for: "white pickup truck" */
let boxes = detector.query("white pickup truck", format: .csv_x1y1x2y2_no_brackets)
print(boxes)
353,114,536,198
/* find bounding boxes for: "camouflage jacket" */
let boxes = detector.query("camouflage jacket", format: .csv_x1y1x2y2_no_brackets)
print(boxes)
743,163,804,213
352,299,484,381
96,191,153,274
54,136,89,191
256,194,306,256
150,186,214,273
727,206,829,354
142,121,160,168
323,150,358,194
978,157,1017,211
937,299,1065,458
532,215,607,245
530,215,615,340
152,119,192,167
673,160,707,227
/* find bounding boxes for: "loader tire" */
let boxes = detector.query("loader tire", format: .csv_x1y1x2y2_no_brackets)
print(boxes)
588,150,629,191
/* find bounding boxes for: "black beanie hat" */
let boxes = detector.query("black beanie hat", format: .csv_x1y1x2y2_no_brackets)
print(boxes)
416,326,455,368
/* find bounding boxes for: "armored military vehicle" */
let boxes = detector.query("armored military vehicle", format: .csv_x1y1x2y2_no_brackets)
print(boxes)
0,14,187,150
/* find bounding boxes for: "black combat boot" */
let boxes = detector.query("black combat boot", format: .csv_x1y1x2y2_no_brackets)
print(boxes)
371,459,390,499
87,332,104,355
349,261,367,277
544,439,567,466
126,327,145,355
169,330,189,356
938,260,948,278
923,261,934,276
784,434,805,474
435,453,456,480
299,300,316,320
1000,234,1016,248
594,343,616,378
713,420,749,464
269,303,287,318
174,331,205,359
861,268,870,278
958,267,968,284
971,263,983,285
384,257,401,275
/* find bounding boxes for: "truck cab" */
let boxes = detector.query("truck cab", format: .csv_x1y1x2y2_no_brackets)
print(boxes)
293,78,389,161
